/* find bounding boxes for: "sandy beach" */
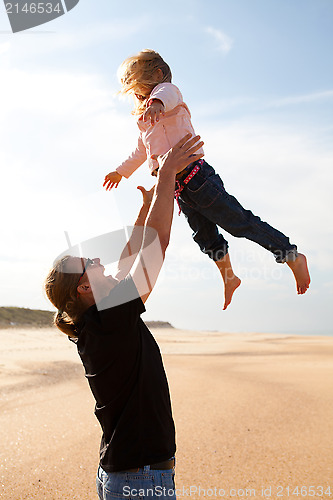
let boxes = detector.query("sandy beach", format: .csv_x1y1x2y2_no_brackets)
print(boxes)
0,327,332,499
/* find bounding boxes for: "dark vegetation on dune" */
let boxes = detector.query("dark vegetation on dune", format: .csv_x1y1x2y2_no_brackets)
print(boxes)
0,307,173,329
0,307,54,328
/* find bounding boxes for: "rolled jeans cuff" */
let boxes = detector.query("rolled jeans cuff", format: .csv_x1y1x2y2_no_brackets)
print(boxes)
275,246,298,264
204,242,229,262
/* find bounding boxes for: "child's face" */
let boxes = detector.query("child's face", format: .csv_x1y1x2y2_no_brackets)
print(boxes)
133,84,151,102
134,91,150,102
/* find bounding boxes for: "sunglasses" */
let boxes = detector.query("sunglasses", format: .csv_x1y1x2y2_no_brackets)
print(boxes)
78,258,94,284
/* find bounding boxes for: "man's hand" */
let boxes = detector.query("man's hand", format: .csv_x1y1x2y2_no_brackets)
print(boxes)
137,185,155,208
143,99,165,126
103,171,123,191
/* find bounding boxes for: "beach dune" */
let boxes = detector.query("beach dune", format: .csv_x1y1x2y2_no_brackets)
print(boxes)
1,327,332,499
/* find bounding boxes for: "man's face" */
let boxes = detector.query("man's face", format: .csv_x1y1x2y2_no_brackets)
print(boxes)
68,257,112,298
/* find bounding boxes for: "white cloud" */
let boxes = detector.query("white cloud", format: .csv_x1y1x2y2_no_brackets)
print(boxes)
6,17,149,57
268,90,333,108
192,90,333,119
0,68,114,118
0,67,134,233
204,26,233,54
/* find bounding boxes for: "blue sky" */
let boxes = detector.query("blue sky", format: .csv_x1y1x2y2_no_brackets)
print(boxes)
0,0,332,334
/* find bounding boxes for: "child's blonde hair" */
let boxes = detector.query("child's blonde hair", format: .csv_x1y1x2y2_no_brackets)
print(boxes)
118,49,172,114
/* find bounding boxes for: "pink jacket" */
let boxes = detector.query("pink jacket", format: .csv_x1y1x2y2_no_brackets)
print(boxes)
116,83,204,178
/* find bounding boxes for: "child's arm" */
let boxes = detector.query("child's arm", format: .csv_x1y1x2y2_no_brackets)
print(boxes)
142,83,183,126
103,135,147,190
143,99,165,126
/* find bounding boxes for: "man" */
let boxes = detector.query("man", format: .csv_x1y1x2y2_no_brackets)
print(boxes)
44,135,203,499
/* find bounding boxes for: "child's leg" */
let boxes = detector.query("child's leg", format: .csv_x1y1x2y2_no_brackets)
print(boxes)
180,161,310,294
178,198,241,309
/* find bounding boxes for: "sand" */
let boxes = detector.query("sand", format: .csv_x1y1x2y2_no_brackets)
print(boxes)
0,327,332,499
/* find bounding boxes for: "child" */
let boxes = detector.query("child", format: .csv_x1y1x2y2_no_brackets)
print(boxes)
104,49,310,309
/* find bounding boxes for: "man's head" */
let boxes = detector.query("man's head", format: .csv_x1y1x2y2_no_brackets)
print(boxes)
44,256,115,337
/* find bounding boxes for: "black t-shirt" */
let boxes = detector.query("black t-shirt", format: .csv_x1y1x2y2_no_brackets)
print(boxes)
76,276,176,472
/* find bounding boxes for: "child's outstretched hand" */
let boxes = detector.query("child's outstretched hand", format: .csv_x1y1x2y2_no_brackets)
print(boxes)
103,171,123,191
143,99,165,126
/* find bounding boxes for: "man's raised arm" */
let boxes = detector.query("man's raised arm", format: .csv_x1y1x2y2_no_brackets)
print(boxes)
131,134,204,303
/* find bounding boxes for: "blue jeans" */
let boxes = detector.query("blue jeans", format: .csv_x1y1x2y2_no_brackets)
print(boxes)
177,160,297,263
96,465,176,499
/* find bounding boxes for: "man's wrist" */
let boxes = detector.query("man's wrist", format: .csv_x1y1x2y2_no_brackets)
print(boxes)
136,203,150,224
157,164,178,182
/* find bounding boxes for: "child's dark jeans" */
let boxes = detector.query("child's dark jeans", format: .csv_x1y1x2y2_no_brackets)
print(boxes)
177,160,298,263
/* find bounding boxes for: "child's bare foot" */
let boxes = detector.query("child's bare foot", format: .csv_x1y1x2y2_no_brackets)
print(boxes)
223,275,241,310
215,253,241,310
286,253,310,294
